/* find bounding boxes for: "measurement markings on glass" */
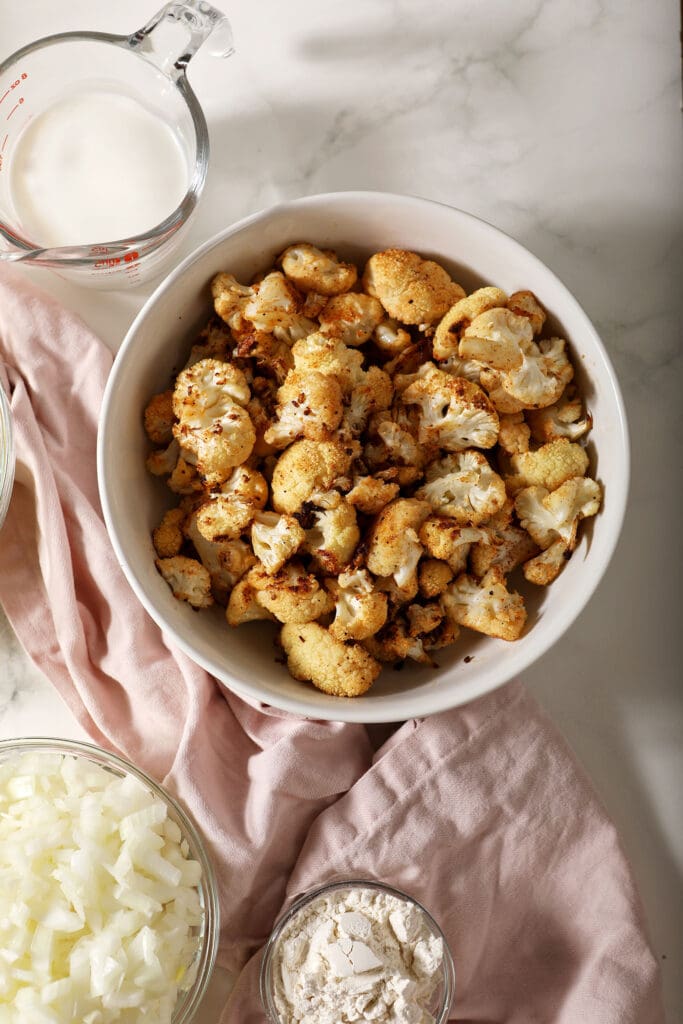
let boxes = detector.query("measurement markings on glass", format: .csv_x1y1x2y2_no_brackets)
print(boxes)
7,98,24,120
0,72,28,107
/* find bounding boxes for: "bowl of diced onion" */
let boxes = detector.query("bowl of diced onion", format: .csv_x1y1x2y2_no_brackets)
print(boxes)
0,737,219,1024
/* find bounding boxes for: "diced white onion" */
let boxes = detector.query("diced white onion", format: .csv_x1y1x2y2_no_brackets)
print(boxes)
0,752,204,1024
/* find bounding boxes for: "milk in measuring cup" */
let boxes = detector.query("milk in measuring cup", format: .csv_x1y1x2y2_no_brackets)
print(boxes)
9,91,188,247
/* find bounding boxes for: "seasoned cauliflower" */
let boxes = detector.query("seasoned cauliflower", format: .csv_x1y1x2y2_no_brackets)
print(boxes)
497,411,531,455
364,413,427,471
194,494,254,542
270,439,355,513
168,455,203,495
250,511,305,574
416,451,507,525
418,558,454,599
173,358,255,485
343,366,393,435
373,318,412,356
362,249,464,325
146,438,180,478
280,621,381,697
419,517,489,575
480,337,574,412
523,539,569,586
184,317,233,368
459,307,532,370
244,271,317,344
504,438,589,495
363,619,433,665
366,498,431,591
248,562,333,623
318,293,384,346
469,520,538,577
184,512,256,600
291,332,365,394
401,363,499,451
155,556,213,609
152,507,185,558
507,290,546,335
219,464,269,508
346,475,400,515
264,369,344,447
441,568,526,641
279,243,358,296
514,477,602,550
226,574,277,626
526,386,592,443
211,272,253,332
432,287,508,360
304,500,360,574
328,569,388,642
144,390,175,445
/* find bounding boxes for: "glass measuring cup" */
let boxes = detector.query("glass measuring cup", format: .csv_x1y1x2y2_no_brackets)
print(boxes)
0,2,234,289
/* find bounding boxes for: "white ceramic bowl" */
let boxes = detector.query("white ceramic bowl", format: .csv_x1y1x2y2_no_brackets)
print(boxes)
97,191,629,723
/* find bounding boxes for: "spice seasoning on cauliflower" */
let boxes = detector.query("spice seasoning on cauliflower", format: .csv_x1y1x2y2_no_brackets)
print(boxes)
145,243,601,695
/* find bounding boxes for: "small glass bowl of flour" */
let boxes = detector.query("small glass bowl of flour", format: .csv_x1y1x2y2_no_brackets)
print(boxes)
260,879,455,1024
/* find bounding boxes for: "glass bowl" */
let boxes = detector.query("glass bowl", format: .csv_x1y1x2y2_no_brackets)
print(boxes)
0,736,220,1024
260,878,455,1023
0,384,15,529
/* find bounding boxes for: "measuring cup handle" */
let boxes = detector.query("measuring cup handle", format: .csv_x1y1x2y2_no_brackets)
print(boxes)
127,1,234,76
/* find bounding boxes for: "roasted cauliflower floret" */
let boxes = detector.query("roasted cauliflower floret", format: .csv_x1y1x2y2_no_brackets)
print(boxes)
497,412,531,455
281,622,381,697
507,290,546,335
523,539,569,586
318,293,384,346
362,249,464,326
526,386,592,443
264,369,344,448
244,270,317,344
504,438,590,496
270,439,355,513
248,562,333,624
250,511,306,574
168,454,203,494
147,439,180,478
441,568,526,641
418,559,454,599
172,358,255,485
363,619,433,665
373,318,412,356
343,366,393,435
226,574,277,626
364,413,426,471
279,243,358,296
219,464,269,508
291,332,365,394
416,451,507,525
184,512,256,600
184,317,233,367
366,498,431,592
514,477,602,550
155,555,213,609
469,520,538,577
211,272,253,331
419,517,489,575
480,337,574,412
459,307,533,370
194,494,254,542
346,475,400,515
401,363,499,451
144,390,175,445
328,569,388,642
304,500,360,574
432,287,508,360
152,507,186,558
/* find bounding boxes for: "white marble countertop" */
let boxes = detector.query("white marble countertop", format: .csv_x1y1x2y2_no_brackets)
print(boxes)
1,1,681,1020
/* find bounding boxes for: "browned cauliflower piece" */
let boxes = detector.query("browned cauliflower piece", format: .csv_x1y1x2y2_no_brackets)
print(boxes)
441,568,526,641
366,498,431,592
497,412,531,455
328,569,388,642
415,451,507,525
248,562,333,623
363,619,433,665
514,477,602,550
373,318,412,356
244,271,317,343
401,363,499,451
152,507,186,558
406,601,444,638
346,475,400,515
144,390,175,445
418,558,454,598
184,512,256,601
318,293,384,346
469,520,539,577
281,621,381,697
173,358,255,485
432,287,508,360
270,439,356,513
419,517,490,575
504,438,590,496
278,243,358,296
146,439,180,478
459,307,533,370
211,272,253,331
480,337,574,411
264,369,344,448
522,539,569,586
184,317,233,367
250,511,306,574
364,412,428,472
304,501,360,574
343,366,394,436
219,464,269,508
526,385,592,443
155,555,213,609
193,495,253,542
507,290,547,335
226,575,277,626
291,332,365,395
362,249,465,326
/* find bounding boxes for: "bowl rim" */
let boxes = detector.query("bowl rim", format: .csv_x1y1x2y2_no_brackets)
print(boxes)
0,735,220,1023
97,189,630,723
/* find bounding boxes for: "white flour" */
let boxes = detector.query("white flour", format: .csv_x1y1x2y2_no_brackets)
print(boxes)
271,886,444,1024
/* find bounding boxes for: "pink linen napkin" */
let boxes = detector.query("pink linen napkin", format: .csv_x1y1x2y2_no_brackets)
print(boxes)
0,266,664,1023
